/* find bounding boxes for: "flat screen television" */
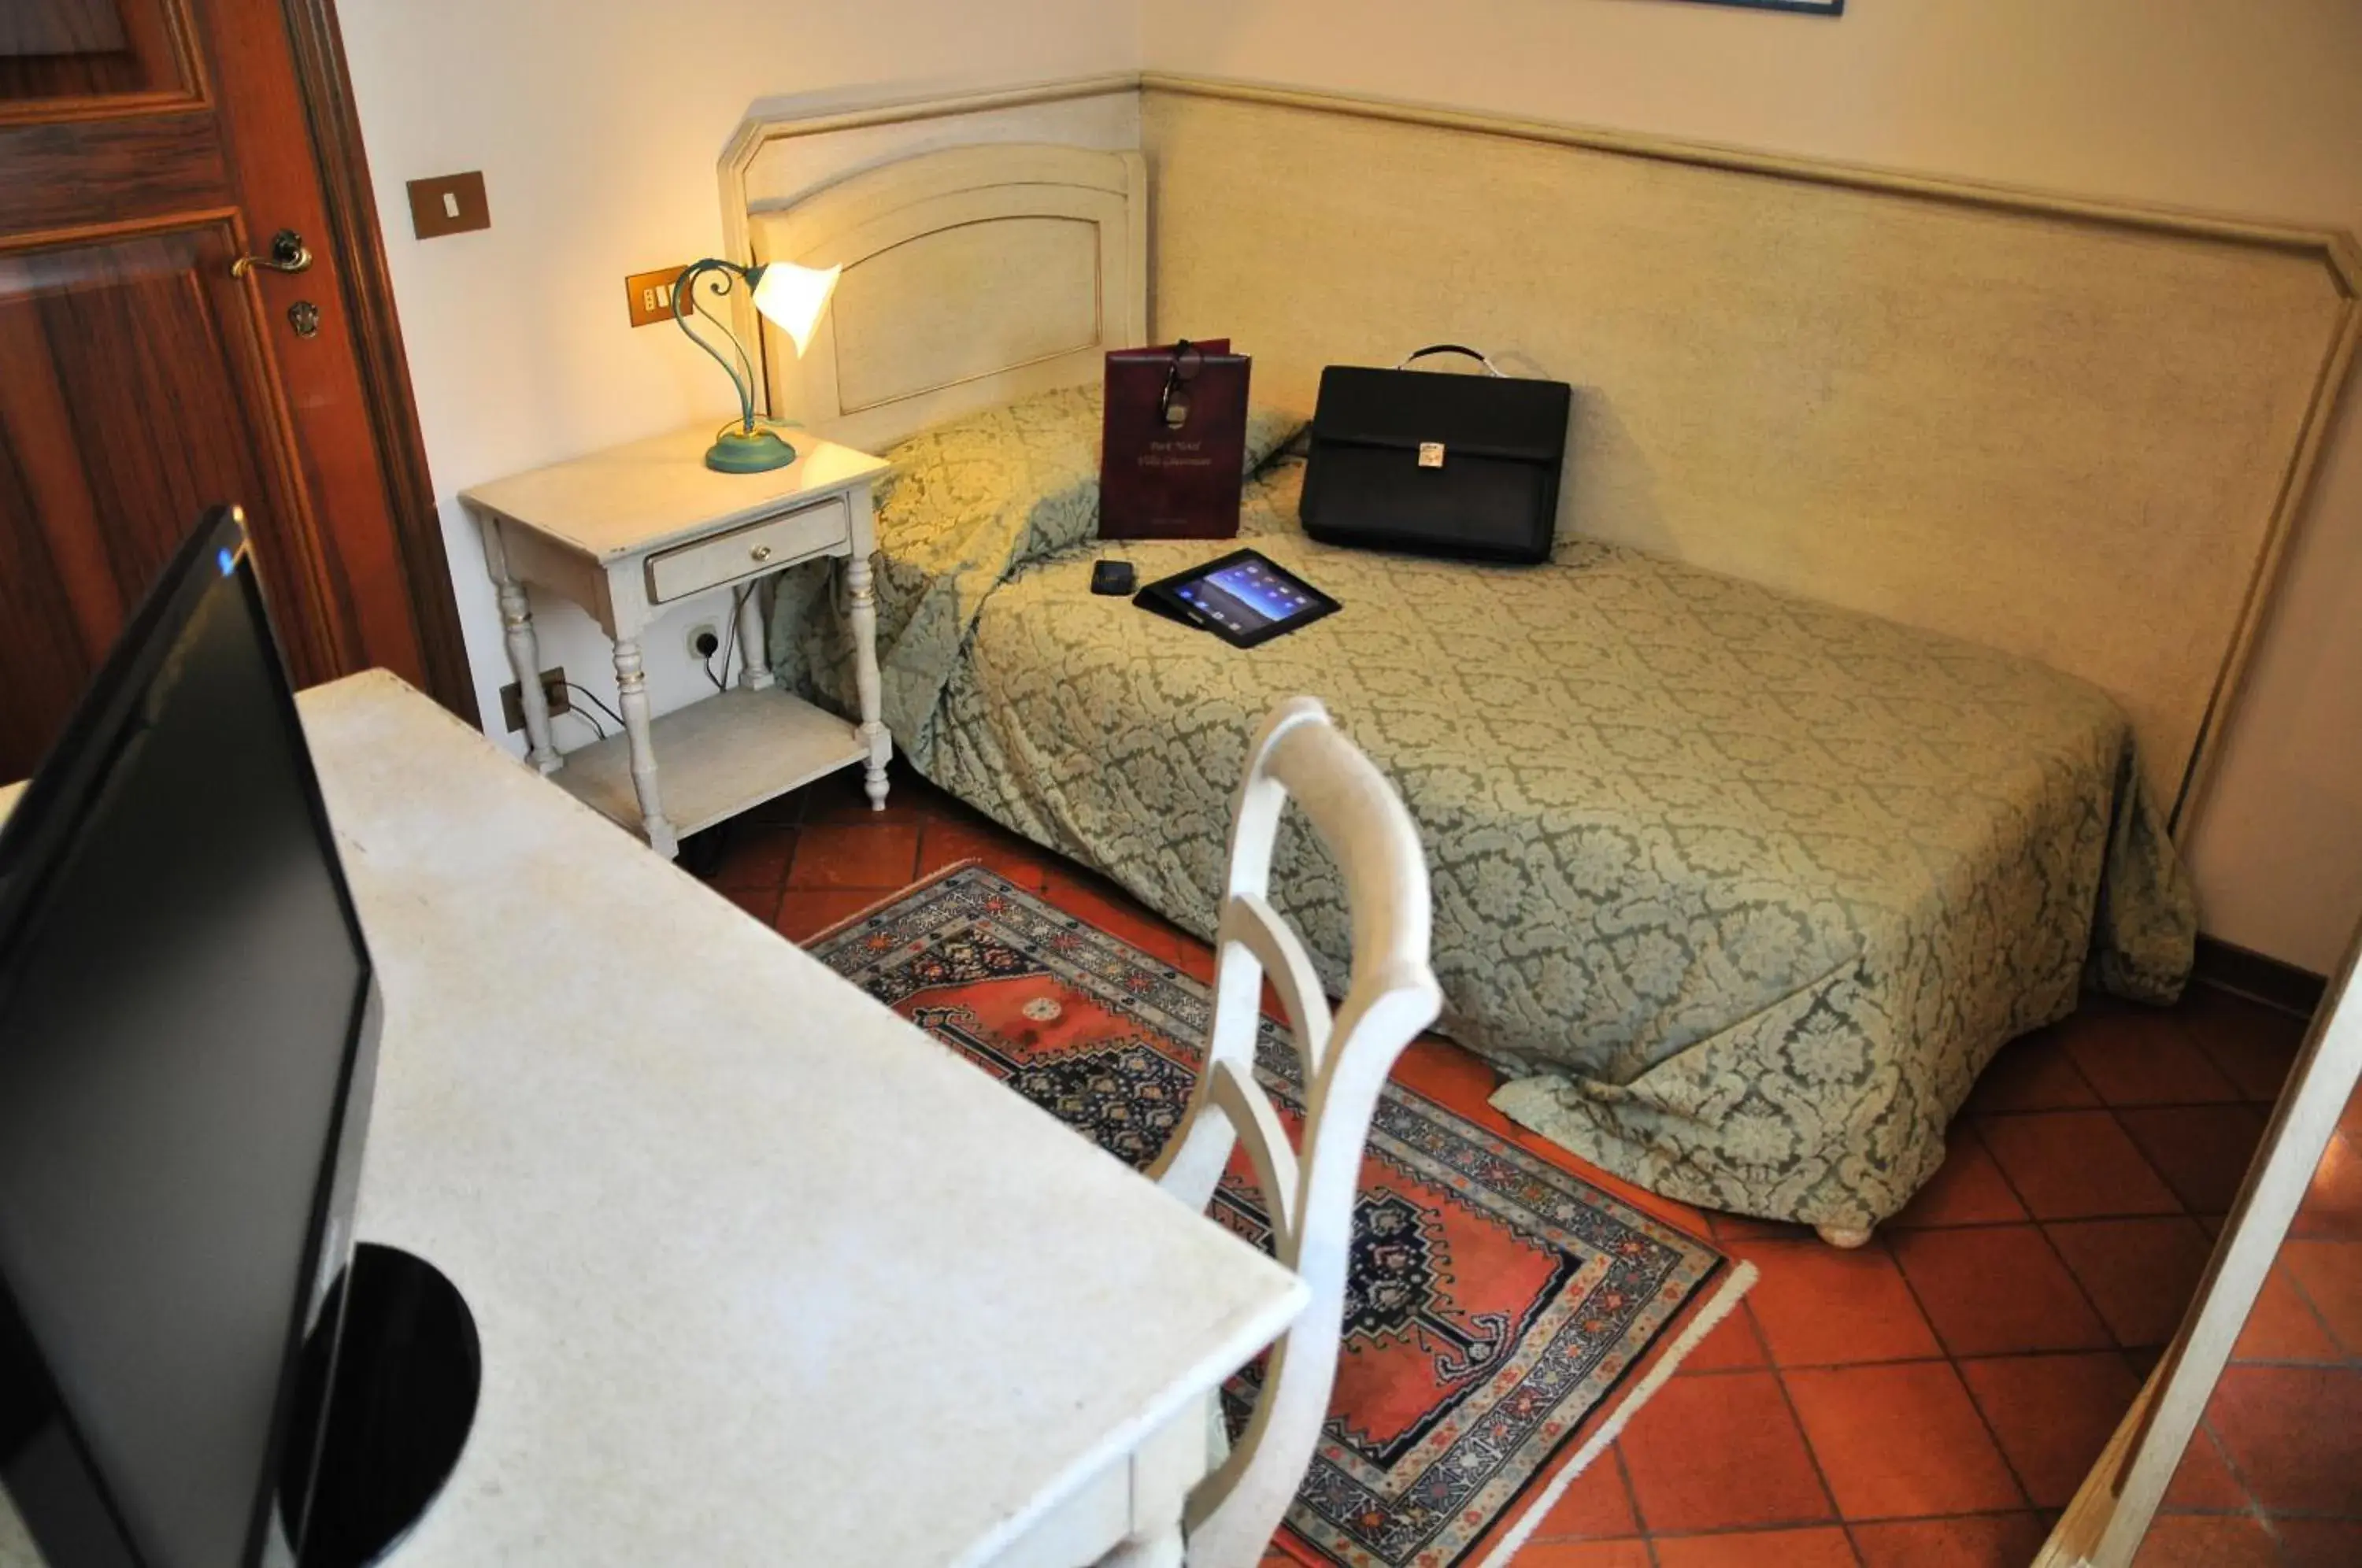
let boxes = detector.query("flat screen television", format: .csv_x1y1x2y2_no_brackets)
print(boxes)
0,508,475,1568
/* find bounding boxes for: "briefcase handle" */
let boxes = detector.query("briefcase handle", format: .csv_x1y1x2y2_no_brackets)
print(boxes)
1395,344,1507,378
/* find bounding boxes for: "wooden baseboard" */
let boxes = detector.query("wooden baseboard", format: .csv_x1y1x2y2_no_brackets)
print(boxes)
2194,935,2327,1019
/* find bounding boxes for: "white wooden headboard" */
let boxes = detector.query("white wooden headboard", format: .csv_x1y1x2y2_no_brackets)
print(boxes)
746,142,1146,453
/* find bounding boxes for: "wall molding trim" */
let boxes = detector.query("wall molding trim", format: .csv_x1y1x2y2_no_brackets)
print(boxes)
718,68,2362,294
1138,72,2362,293
714,68,2362,840
1138,72,2360,838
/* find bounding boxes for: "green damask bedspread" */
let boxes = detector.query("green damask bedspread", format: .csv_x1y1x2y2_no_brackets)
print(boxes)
771,386,2197,1230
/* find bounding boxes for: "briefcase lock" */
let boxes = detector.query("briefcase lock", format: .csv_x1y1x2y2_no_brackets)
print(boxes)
1417,442,1446,468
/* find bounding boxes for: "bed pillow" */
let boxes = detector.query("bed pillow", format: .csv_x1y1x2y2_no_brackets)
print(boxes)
875,382,1305,568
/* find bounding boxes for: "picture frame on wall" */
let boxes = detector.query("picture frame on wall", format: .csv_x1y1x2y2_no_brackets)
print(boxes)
1678,0,1844,14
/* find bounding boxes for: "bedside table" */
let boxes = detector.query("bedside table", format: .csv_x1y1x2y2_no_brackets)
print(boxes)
461,427,893,859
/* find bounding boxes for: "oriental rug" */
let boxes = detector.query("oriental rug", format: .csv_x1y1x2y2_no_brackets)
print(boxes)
810,864,1727,1567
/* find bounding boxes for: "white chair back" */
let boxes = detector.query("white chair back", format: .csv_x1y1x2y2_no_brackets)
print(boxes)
1150,697,1442,1567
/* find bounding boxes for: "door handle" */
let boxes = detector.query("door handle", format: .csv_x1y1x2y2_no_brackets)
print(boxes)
231,229,313,278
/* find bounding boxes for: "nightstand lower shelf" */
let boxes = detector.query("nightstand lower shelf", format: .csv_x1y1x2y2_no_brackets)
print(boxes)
550,686,867,842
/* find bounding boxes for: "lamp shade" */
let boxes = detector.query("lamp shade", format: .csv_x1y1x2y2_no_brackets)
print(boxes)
750,261,841,357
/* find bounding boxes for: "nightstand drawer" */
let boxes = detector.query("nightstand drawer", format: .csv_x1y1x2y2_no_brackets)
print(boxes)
645,497,848,602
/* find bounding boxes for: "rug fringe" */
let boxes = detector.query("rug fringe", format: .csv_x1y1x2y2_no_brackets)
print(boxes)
1477,1259,1760,1568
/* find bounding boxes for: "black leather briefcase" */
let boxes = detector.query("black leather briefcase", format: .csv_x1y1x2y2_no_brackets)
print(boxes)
1298,346,1572,564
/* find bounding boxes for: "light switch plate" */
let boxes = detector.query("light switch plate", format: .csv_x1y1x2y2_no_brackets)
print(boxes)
625,265,688,328
405,172,490,239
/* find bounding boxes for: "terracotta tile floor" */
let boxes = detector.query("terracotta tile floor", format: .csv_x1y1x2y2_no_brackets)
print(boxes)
2140,1074,2362,1568
690,765,2322,1566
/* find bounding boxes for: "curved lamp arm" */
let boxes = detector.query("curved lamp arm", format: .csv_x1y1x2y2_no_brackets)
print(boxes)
668,257,837,473
672,258,762,435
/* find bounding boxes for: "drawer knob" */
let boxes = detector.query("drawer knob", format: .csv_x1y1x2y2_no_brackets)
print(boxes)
750,544,773,562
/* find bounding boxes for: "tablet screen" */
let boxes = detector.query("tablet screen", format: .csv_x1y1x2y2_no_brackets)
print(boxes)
1139,549,1341,646
1174,556,1318,635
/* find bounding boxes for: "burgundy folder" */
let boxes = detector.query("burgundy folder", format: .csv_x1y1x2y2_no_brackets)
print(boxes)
1099,339,1251,541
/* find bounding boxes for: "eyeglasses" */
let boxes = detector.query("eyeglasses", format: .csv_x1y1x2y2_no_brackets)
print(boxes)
1158,340,1204,430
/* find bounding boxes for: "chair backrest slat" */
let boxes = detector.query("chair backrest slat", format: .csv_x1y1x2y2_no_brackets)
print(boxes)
1148,697,1442,1568
1220,893,1333,1076
1207,1056,1301,1251
1224,709,1431,990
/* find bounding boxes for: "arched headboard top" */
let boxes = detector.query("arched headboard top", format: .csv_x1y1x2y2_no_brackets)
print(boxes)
749,142,1146,453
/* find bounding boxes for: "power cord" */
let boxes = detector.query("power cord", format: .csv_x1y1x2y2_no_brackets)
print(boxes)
698,587,755,692
560,681,626,734
713,584,754,692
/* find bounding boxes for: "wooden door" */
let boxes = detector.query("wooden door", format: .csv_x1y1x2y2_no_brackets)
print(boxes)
0,0,472,780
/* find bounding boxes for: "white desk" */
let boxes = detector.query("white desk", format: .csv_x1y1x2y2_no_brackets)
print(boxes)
0,673,1305,1567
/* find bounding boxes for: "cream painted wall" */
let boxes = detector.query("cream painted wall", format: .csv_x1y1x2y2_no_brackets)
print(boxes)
335,0,1138,755
1143,0,2362,974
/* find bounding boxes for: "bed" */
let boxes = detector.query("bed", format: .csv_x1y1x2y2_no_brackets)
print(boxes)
767,382,2191,1237
726,85,2356,1236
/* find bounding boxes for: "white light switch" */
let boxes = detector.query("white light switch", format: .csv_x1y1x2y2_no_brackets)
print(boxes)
442,191,461,219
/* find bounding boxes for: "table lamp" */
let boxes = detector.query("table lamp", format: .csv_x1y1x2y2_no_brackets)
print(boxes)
672,257,842,473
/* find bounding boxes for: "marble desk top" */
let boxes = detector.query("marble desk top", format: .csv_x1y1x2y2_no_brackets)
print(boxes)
0,672,1304,1566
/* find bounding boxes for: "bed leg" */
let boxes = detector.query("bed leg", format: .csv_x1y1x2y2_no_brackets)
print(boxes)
1816,1224,1874,1249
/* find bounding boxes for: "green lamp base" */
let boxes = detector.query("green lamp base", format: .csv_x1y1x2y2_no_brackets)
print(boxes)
704,426,798,474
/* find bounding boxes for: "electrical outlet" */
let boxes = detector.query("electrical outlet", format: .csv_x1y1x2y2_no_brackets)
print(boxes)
686,621,721,663
626,265,689,327
499,667,572,734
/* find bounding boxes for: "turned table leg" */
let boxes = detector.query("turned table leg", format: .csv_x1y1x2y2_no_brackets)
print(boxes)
735,582,775,693
846,553,890,811
612,637,678,857
497,577,561,775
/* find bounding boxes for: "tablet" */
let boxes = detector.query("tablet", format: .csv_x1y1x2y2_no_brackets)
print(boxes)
1135,549,1341,647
